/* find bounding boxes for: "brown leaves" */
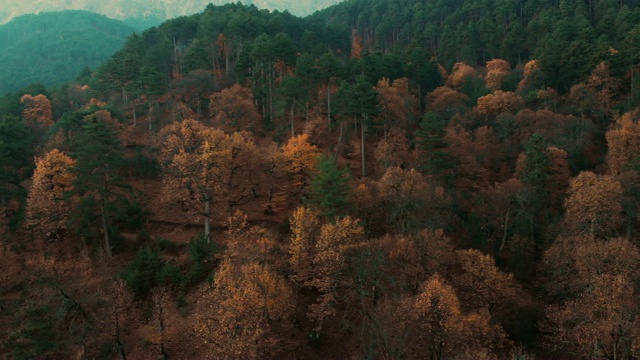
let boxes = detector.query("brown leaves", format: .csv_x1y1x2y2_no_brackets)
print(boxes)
20,93,53,129
606,109,640,177
484,59,511,91
542,236,640,358
209,84,262,133
563,171,623,239
475,90,525,117
288,207,364,329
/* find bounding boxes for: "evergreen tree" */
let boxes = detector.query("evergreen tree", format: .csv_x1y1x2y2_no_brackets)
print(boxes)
68,113,127,256
305,155,351,218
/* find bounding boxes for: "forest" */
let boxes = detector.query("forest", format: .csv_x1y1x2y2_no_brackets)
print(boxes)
1,0,640,359
0,11,135,95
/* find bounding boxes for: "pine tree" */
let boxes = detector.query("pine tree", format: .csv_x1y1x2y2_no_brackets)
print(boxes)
304,155,351,218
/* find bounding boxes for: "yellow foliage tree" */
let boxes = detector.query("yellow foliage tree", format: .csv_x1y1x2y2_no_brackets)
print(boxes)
26,148,76,238
198,259,294,360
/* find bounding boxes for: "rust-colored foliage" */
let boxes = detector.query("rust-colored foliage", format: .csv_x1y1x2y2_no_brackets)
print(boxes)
475,90,525,118
446,125,506,191
350,28,362,59
516,59,539,91
289,206,364,330
158,119,277,238
412,275,507,359
563,171,623,239
209,84,262,132
426,86,469,114
198,259,294,360
26,148,76,238
377,166,450,232
445,62,480,89
20,93,53,129
484,59,511,91
606,110,640,177
373,128,414,173
542,236,640,359
375,77,419,130
586,61,620,110
452,249,521,314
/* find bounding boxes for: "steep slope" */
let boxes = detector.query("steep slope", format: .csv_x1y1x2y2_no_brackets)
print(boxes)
0,0,343,25
0,11,135,95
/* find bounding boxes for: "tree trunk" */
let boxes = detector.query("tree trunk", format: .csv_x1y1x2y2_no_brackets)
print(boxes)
361,114,366,178
327,81,332,126
132,98,137,126
101,201,112,257
204,200,211,242
290,104,295,137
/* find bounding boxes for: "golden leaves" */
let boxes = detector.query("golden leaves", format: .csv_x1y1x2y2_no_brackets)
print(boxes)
26,148,76,236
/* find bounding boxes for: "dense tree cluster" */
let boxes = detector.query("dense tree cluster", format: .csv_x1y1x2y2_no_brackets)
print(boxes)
3,1,640,359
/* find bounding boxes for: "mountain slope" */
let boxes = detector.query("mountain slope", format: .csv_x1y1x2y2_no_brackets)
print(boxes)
0,0,343,25
0,11,135,95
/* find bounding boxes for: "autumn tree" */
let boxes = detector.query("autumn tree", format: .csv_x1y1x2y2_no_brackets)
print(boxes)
606,110,640,177
307,215,364,331
475,90,525,123
542,236,640,359
197,259,294,360
372,128,414,174
20,94,53,129
425,86,469,118
281,133,319,188
445,62,480,90
209,83,262,132
26,149,76,238
20,93,53,151
563,171,623,239
288,206,365,331
159,120,278,240
484,59,511,91
410,275,507,359
374,77,419,132
376,166,450,233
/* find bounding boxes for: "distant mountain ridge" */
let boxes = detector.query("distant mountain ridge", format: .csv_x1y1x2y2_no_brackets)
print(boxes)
0,10,135,94
0,0,342,26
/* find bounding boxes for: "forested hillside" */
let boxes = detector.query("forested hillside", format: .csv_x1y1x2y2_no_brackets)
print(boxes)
1,0,640,359
0,11,135,95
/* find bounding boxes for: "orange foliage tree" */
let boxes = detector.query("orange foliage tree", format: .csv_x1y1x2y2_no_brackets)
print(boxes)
26,149,76,238
209,84,262,132
475,90,525,121
484,59,511,91
563,171,623,239
445,62,480,89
